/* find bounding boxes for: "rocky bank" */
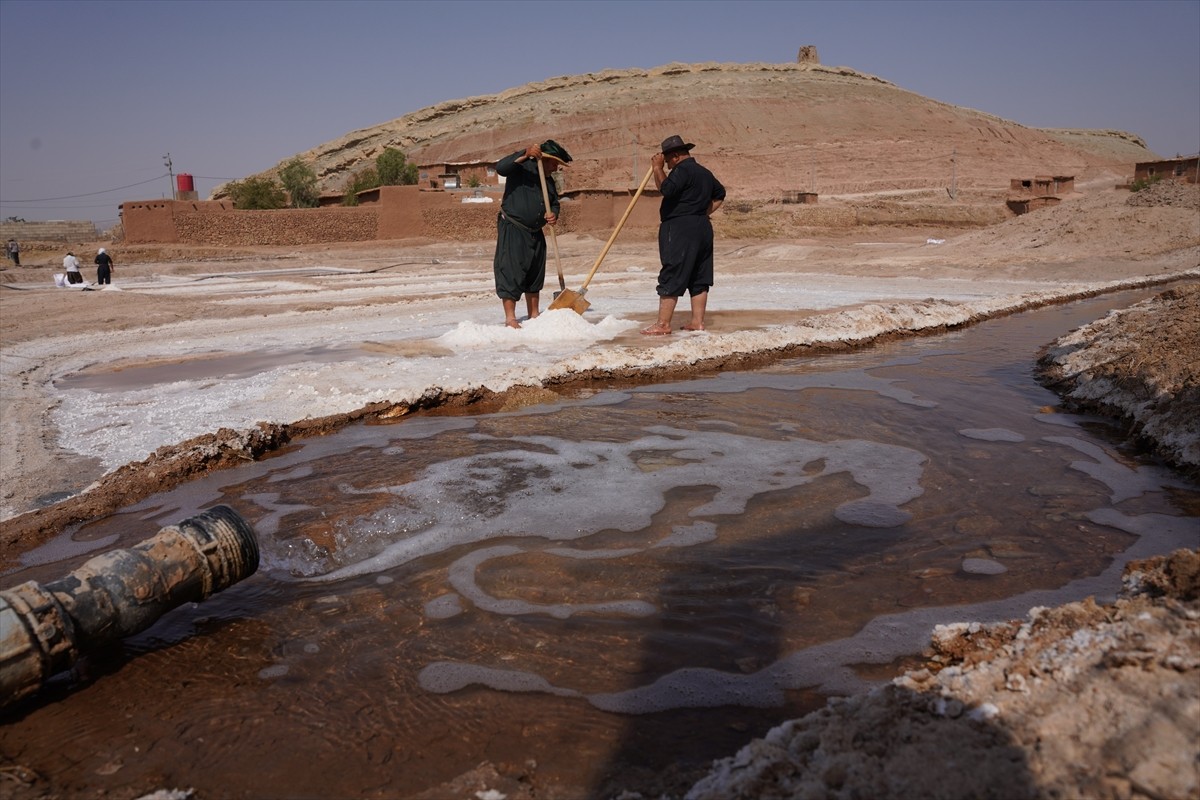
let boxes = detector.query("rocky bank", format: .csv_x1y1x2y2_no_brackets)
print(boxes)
683,549,1200,800
1037,283,1200,477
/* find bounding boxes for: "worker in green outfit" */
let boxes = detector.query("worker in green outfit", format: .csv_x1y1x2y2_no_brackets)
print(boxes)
492,139,572,328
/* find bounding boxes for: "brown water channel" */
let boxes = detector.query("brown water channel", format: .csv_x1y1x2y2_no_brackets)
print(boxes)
3,287,1198,799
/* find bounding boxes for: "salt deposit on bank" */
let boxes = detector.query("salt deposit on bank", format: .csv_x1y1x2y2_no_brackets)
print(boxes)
22,268,1193,484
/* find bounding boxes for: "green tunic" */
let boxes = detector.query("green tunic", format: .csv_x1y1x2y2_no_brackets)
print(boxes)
492,150,560,300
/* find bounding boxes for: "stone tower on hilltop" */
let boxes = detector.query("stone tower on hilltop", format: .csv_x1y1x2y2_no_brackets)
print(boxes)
797,45,819,64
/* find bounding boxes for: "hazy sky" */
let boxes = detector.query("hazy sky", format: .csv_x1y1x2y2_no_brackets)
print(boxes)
2,0,1197,228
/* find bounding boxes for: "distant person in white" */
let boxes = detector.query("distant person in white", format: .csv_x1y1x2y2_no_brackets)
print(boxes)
63,251,83,284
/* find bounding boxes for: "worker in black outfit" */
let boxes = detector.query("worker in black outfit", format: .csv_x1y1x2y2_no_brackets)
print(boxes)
642,134,726,335
95,248,114,285
493,139,572,328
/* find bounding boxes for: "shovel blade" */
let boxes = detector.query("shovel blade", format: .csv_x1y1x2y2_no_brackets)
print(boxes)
548,288,590,314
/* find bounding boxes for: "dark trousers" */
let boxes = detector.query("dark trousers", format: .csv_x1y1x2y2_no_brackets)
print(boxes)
657,215,714,297
493,215,546,300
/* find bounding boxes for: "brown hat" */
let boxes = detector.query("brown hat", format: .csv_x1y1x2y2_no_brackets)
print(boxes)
660,135,695,155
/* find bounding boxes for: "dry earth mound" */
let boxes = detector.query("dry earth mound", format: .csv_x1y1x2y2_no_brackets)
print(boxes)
938,180,1200,264
223,61,1158,202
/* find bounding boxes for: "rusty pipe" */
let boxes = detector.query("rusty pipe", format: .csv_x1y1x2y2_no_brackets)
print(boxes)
1,505,259,710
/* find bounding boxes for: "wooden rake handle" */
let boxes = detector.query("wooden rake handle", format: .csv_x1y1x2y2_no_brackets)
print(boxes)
536,157,566,292
579,165,655,293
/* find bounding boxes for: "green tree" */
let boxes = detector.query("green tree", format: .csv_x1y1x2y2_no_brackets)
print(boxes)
226,176,287,210
376,147,419,186
341,167,380,206
279,157,320,208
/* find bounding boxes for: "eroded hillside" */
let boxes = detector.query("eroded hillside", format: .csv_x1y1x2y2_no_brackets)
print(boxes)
220,61,1158,202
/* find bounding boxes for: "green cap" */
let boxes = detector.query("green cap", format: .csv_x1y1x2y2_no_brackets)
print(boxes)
540,139,573,165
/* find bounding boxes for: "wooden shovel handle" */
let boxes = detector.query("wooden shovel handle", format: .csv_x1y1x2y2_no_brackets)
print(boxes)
579,166,655,291
536,158,565,291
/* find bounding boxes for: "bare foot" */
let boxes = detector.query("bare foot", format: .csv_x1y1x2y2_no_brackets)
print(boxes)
641,323,672,336
506,319,522,329
681,322,706,331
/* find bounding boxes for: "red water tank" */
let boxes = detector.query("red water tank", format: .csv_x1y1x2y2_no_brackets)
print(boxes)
176,173,195,193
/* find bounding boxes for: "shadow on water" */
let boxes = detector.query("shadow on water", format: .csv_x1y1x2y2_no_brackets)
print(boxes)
583,406,1047,797
587,512,911,796
2,287,1197,799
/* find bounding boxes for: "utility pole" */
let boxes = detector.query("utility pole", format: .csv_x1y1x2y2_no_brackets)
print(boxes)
163,153,175,200
950,148,957,200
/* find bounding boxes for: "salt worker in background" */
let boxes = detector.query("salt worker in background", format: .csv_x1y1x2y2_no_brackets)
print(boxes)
63,250,83,284
493,139,573,329
642,134,726,335
95,247,114,285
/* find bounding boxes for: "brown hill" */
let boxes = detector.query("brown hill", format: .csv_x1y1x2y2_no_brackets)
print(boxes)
221,61,1158,202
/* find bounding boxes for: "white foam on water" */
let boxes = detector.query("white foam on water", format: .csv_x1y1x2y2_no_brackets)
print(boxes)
652,521,719,549
961,557,1009,575
447,545,658,620
424,593,465,619
433,522,719,623
417,662,581,699
1044,435,1194,503
417,507,1198,713
835,501,913,527
102,416,480,570
409,427,1199,716
16,530,120,568
959,428,1025,442
242,492,316,540
300,426,926,582
268,464,314,482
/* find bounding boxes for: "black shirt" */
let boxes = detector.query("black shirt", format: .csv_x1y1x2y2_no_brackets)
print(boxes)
660,157,726,222
496,150,559,229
